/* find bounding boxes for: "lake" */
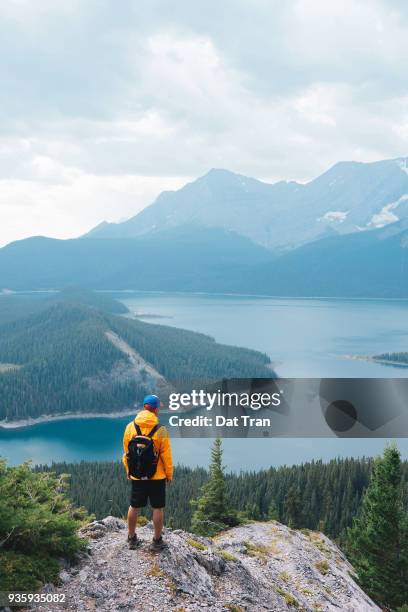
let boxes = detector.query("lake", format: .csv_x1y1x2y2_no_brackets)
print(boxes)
1,293,408,469
121,293,408,378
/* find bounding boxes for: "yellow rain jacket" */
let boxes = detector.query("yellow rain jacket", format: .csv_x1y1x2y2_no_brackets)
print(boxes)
123,409,173,481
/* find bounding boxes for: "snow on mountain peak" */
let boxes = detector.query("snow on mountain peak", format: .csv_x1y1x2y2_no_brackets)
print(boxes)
318,210,349,223
367,194,408,229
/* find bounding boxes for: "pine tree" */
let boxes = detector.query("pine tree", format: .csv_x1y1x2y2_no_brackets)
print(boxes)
267,498,279,521
245,502,261,521
0,460,89,591
346,444,408,609
191,438,238,536
284,486,303,529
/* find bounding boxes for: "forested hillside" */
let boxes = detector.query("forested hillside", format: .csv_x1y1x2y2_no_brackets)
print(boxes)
0,288,128,327
0,228,272,291
0,304,137,420
0,297,272,421
39,456,408,541
107,312,271,381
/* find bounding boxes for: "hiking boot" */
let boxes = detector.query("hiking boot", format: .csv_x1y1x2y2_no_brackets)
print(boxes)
127,534,142,550
149,535,167,551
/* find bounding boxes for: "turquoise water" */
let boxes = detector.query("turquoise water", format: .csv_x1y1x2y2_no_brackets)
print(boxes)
121,293,408,378
2,293,408,468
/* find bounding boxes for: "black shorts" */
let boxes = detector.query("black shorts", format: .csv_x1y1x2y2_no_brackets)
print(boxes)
130,478,166,509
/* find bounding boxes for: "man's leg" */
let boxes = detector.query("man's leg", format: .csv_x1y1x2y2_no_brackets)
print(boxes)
127,505,139,538
152,508,164,540
149,480,167,550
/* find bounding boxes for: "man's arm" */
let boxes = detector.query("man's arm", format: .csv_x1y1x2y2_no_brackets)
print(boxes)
122,423,131,477
159,429,173,481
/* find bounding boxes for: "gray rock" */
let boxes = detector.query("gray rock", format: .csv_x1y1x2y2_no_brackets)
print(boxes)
193,550,226,576
79,520,108,539
101,516,125,531
59,570,71,584
85,584,108,599
28,518,380,612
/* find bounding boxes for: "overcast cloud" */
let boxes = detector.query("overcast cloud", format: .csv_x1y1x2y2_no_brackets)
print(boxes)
1,0,408,246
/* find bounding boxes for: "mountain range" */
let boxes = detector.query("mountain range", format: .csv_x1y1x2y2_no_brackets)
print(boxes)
86,157,408,252
235,218,408,298
1,156,408,297
0,227,272,291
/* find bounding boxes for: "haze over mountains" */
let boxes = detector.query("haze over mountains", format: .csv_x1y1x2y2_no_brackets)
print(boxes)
1,156,408,297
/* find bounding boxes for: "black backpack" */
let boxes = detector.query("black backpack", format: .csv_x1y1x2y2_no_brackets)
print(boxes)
127,421,161,479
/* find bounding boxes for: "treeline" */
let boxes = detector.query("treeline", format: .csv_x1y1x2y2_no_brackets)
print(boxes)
0,287,127,327
37,455,408,540
0,297,272,420
36,462,208,531
375,351,408,365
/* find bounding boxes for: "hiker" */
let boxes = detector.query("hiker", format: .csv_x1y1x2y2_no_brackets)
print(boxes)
123,394,173,550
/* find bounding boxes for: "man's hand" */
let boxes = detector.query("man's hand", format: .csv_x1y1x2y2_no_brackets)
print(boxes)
127,473,131,480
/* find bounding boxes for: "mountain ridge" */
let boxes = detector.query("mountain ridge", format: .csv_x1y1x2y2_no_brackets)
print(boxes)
1,219,408,296
2,156,408,297
0,227,273,291
234,219,408,298
84,156,408,251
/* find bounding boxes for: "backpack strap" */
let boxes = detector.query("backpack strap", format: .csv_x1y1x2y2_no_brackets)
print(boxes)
133,421,161,438
134,421,142,436
147,423,161,438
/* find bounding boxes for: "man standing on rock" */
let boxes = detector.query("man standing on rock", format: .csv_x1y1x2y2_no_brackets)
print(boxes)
123,394,173,551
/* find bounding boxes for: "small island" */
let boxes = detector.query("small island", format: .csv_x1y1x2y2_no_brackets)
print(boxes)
371,351,408,367
344,352,408,368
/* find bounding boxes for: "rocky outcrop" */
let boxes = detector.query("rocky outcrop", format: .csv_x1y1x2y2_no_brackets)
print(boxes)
29,517,379,611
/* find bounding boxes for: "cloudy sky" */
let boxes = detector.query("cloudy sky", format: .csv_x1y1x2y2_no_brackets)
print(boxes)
1,0,408,246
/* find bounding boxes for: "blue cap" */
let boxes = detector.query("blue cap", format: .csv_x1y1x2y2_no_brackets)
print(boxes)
143,394,160,409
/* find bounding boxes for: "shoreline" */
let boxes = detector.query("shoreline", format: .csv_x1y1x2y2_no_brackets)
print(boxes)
0,405,182,431
0,409,139,430
5,289,408,302
342,354,408,368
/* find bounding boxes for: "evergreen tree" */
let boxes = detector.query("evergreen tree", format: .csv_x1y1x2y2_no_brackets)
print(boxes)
346,445,408,609
284,486,303,529
191,439,238,536
267,498,279,521
0,460,89,591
